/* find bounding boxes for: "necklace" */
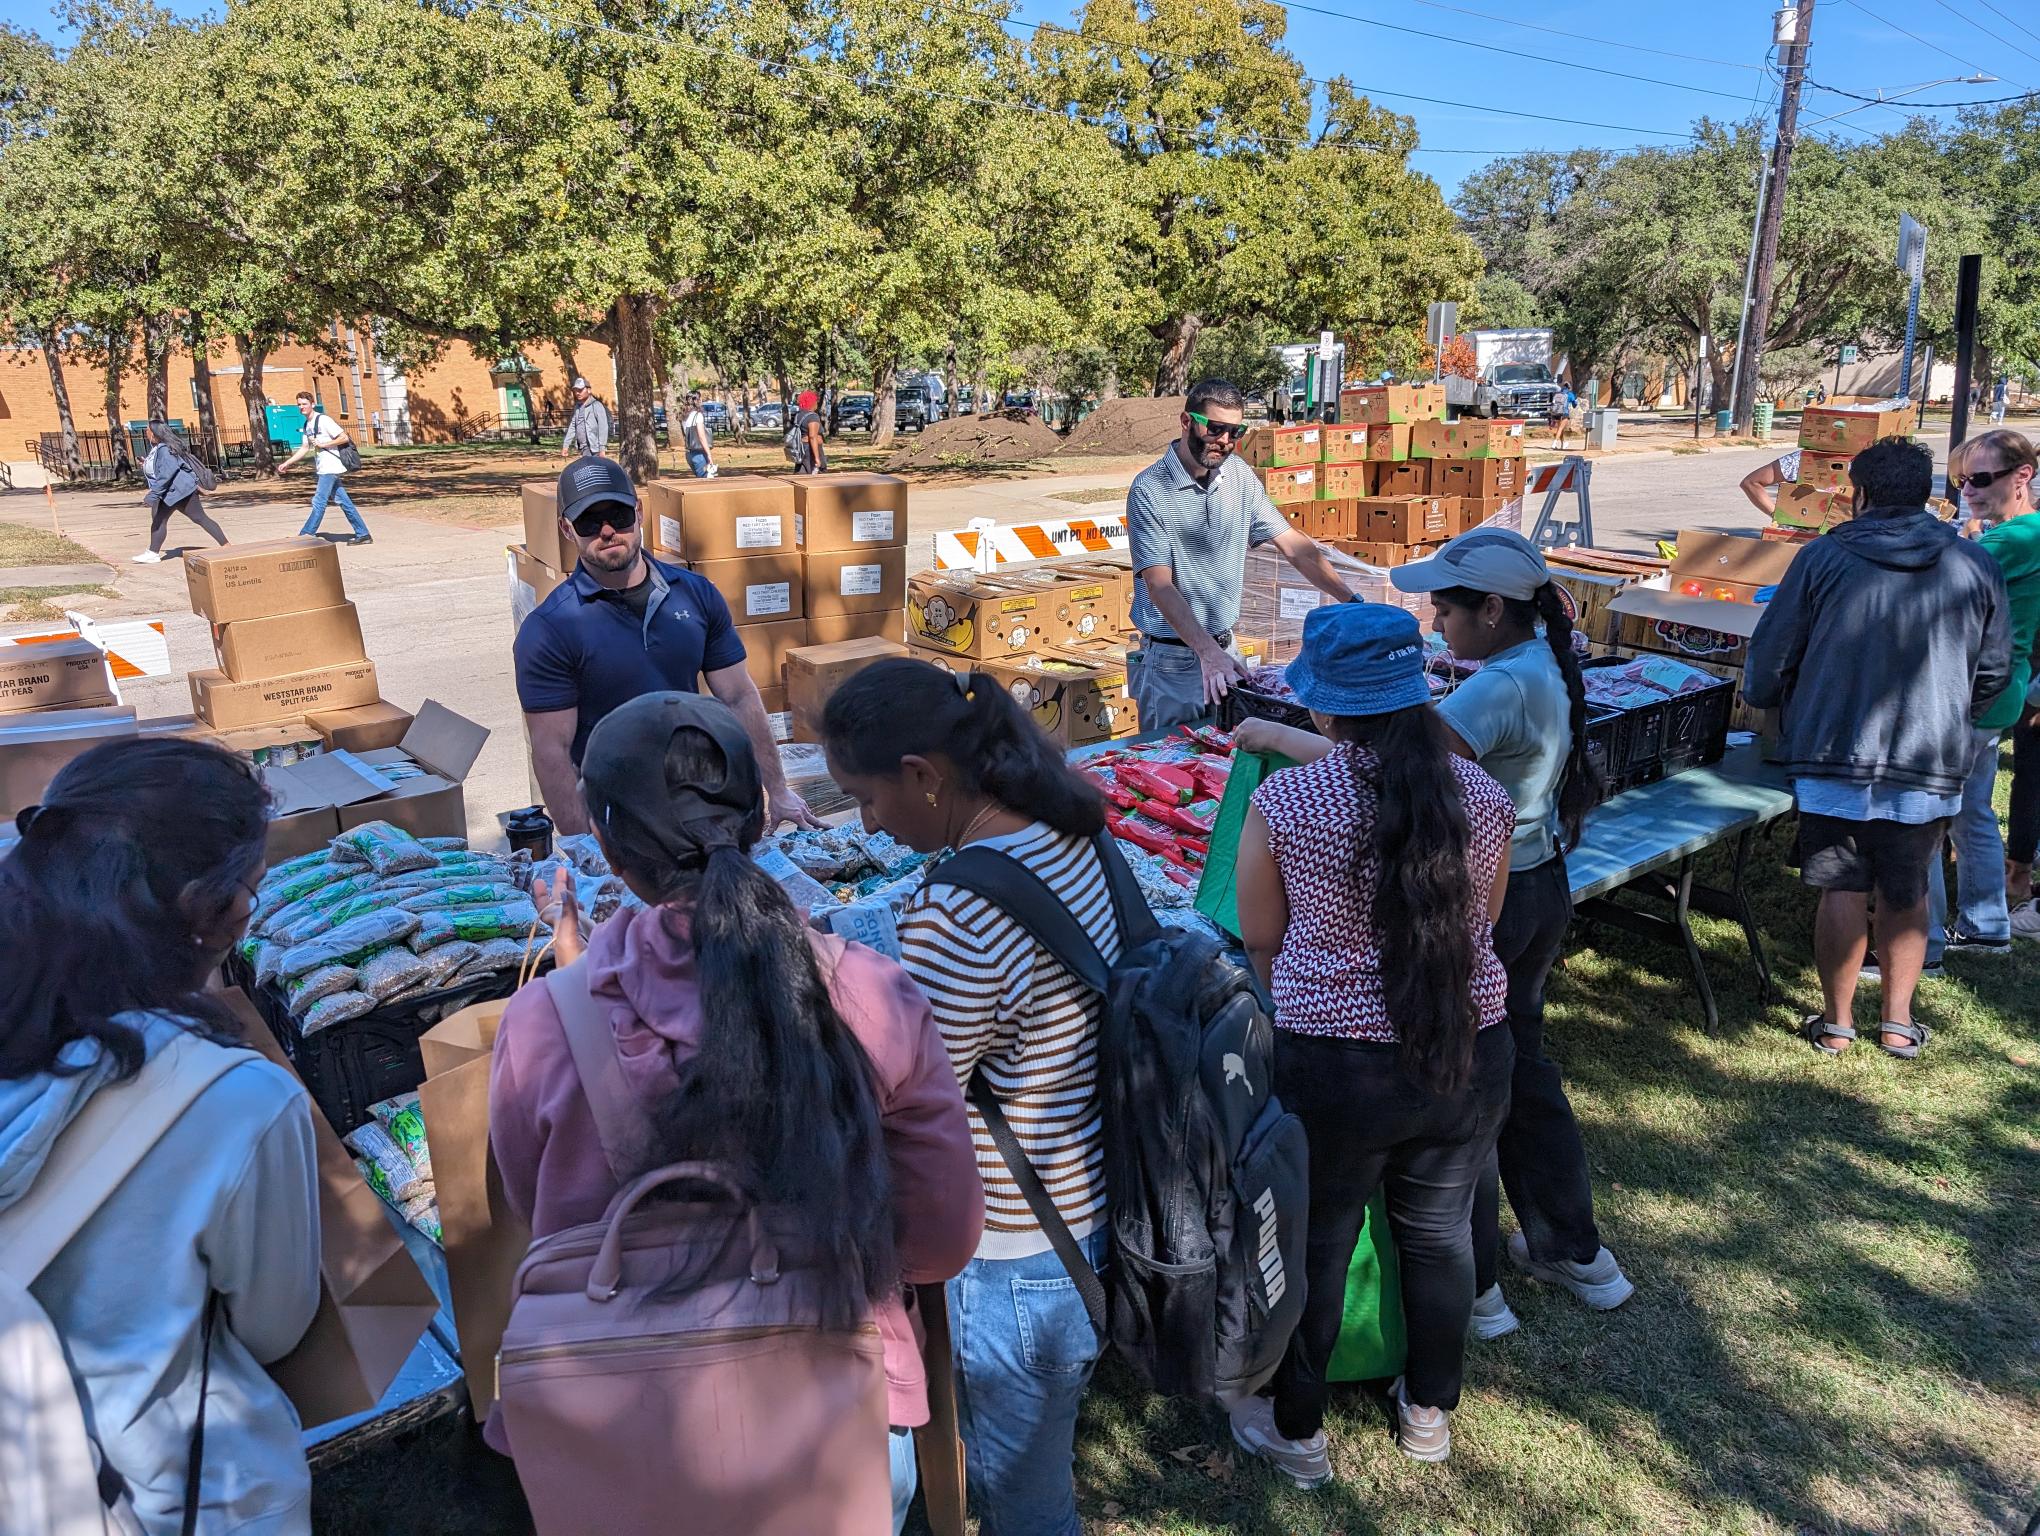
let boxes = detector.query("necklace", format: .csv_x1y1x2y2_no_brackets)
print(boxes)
952,801,1003,848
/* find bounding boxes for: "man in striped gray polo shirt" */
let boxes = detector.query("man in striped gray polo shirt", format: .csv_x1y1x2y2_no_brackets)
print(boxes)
1126,378,1357,731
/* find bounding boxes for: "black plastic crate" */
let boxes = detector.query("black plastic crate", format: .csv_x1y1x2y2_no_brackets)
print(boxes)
1657,678,1735,774
1218,685,1314,733
1583,704,1628,805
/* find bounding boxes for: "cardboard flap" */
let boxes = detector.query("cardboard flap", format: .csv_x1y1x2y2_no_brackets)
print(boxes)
262,751,397,818
1670,530,1801,586
419,999,509,1078
1606,587,1768,638
399,700,490,782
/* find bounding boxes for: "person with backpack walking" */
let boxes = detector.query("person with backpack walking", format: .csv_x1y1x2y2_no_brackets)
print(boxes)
790,389,828,475
682,391,716,478
277,390,370,544
133,419,228,563
1229,602,1516,1475
487,691,981,1535
821,660,1123,1536
0,738,321,1534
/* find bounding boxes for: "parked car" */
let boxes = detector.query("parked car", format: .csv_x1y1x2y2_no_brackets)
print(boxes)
1001,390,1036,412
752,400,786,431
896,385,933,432
701,400,732,434
836,392,875,433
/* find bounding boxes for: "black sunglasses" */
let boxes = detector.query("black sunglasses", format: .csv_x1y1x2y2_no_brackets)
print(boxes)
1956,465,2026,491
570,500,638,537
1187,410,1246,441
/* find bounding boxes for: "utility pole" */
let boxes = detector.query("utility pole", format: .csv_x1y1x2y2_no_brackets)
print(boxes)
1949,253,1982,451
1731,0,1814,436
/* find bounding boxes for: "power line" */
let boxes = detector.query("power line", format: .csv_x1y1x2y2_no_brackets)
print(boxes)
1921,0,2040,68
1972,0,2040,50
1806,76,2035,108
1368,0,1765,72
1837,0,2025,91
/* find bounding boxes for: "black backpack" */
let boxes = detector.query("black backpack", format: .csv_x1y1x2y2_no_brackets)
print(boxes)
937,833,1308,1402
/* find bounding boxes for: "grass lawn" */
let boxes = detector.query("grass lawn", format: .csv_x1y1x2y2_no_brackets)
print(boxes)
0,519,102,568
1054,768,2039,1536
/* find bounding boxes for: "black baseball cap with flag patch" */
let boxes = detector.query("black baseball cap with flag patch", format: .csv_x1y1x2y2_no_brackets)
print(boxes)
557,456,637,525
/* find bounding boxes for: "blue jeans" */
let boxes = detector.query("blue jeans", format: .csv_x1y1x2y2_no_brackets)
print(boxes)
948,1229,1107,1536
889,1426,916,1536
1928,728,2008,958
686,448,711,477
300,473,368,538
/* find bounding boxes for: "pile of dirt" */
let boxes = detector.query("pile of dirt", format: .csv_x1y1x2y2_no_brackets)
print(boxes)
1056,396,1185,458
884,412,1064,470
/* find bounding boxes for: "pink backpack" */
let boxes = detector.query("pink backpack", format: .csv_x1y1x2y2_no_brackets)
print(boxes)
494,962,890,1535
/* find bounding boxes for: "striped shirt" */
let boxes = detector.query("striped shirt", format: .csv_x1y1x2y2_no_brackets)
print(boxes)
899,823,1117,1260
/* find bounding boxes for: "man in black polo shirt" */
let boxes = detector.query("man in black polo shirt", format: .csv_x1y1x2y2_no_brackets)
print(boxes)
513,458,818,833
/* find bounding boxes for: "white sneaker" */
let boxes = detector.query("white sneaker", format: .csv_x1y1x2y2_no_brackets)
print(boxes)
130,550,164,564
1392,1377,1451,1463
2011,900,2040,942
1227,1393,1332,1489
1508,1229,1635,1310
1468,1283,1520,1340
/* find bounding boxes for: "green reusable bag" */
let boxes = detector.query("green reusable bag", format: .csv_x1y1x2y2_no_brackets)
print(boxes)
1327,1192,1407,1382
1193,748,1295,937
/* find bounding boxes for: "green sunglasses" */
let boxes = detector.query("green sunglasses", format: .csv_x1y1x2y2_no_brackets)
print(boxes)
1187,411,1246,440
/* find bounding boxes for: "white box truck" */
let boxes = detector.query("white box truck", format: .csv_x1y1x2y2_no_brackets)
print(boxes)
1442,329,1560,418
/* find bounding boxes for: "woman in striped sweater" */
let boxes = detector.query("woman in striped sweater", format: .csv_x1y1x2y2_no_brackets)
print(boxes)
824,659,1119,1536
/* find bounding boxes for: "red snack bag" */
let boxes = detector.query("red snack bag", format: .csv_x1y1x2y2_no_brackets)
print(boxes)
1111,815,1178,857
1190,760,1232,801
1118,762,1196,805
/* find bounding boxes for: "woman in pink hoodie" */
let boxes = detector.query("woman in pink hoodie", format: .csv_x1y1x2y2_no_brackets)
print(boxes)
489,692,983,1532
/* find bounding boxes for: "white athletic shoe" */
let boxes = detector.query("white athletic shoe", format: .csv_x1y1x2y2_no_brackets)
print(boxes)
130,550,164,564
1392,1377,1451,1463
1227,1394,1332,1490
1508,1230,1635,1310
1468,1283,1521,1340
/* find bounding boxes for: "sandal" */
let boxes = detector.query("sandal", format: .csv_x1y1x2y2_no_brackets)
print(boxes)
1875,1020,1931,1059
1802,1014,1856,1056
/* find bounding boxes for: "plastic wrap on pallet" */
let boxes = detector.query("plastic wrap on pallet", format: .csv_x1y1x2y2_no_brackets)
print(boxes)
1237,543,1433,662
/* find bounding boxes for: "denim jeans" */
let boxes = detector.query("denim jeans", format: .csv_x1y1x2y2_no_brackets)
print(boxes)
1474,856,1604,1294
686,448,711,478
300,473,368,538
889,1426,916,1536
1270,1023,1514,1435
1927,728,2008,957
948,1227,1107,1536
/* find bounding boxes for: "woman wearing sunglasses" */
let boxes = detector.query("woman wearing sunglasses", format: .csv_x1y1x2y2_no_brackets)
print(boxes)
1125,379,1358,732
512,456,821,839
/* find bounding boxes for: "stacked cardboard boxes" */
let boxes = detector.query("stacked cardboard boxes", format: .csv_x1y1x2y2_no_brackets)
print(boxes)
1775,401,1919,533
185,540,381,733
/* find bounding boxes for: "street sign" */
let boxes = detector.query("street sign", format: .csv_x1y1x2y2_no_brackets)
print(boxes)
1426,302,1458,350
1897,213,1927,278
1840,344,1859,365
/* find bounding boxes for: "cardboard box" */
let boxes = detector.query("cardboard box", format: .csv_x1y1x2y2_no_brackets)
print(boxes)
786,636,912,743
0,704,138,818
757,686,792,744
1793,453,1855,493
1661,530,1800,603
1546,568,1636,644
185,539,347,625
1053,561,1134,635
804,548,907,620
1358,495,1453,545
308,700,416,753
215,602,366,684
1317,462,1375,500
1414,417,1528,460
1303,498,1362,541
1776,483,1852,532
1456,495,1510,534
1321,424,1371,463
1435,458,1524,501
1038,571,1123,643
691,554,806,625
1332,540,1422,568
1253,464,1319,505
1240,424,1324,468
635,481,682,559
203,719,325,766
908,573,1065,659
737,617,810,695
979,651,1138,746
1797,403,1917,456
1379,462,1432,498
806,609,902,645
328,701,491,842
1366,422,1413,462
794,473,910,553
0,638,116,714
1340,383,1446,425
1604,531,1803,668
508,543,570,630
665,478,798,562
189,660,379,731
520,483,576,574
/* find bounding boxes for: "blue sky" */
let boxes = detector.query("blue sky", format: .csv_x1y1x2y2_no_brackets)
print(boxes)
3,0,2029,196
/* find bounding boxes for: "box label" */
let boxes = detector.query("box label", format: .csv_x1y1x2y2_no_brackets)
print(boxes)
852,509,896,543
794,513,806,545
840,563,884,597
999,596,1037,613
745,581,793,617
735,515,783,550
1279,587,1321,622
659,515,682,553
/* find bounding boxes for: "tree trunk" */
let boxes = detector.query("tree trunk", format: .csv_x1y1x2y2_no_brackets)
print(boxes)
1152,313,1203,397
607,294,661,484
144,312,173,421
104,335,132,476
39,331,81,478
662,356,687,453
968,367,984,419
1707,348,1733,420
235,336,276,473
1101,360,1120,402
943,344,958,419
870,356,899,450
188,318,221,461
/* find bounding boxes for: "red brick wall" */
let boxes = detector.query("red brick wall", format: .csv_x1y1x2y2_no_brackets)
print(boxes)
403,340,616,444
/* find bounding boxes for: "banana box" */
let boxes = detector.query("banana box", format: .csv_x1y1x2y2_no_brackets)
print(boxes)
907,572,1069,659
1000,648,1140,745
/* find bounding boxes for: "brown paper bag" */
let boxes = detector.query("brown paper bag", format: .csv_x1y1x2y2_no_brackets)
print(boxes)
221,987,440,1427
417,998,531,1418
912,1283,968,1536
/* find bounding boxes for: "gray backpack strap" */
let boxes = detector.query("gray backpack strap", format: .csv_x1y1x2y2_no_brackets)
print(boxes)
546,960,646,1183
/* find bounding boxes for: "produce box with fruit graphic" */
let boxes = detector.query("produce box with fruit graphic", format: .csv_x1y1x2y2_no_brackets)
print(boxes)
907,572,1070,659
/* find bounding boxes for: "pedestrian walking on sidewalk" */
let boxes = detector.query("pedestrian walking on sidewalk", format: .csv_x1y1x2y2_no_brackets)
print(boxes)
561,376,613,459
277,391,370,544
133,419,229,563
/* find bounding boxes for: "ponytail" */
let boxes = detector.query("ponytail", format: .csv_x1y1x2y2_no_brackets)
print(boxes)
1329,707,1479,1095
1531,581,1600,853
823,658,1105,837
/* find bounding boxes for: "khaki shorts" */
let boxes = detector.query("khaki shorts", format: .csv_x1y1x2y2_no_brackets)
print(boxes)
1130,639,1242,735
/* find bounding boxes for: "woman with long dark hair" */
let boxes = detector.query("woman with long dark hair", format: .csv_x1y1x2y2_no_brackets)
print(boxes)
0,739,320,1533
1230,603,1514,1478
1390,528,1633,1329
822,659,1118,1536
488,692,980,1532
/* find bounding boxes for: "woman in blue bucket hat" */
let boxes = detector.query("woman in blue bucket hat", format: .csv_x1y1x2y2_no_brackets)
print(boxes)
1226,601,1517,1480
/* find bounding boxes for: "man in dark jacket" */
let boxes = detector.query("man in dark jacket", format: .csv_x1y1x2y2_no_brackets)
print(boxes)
1745,436,2011,1060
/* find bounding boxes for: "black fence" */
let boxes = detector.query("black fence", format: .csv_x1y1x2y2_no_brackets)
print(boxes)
29,425,291,483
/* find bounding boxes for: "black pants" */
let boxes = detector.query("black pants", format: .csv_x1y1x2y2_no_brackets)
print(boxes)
1270,1023,1513,1437
2010,716,2040,868
149,493,228,553
1473,855,1603,1294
